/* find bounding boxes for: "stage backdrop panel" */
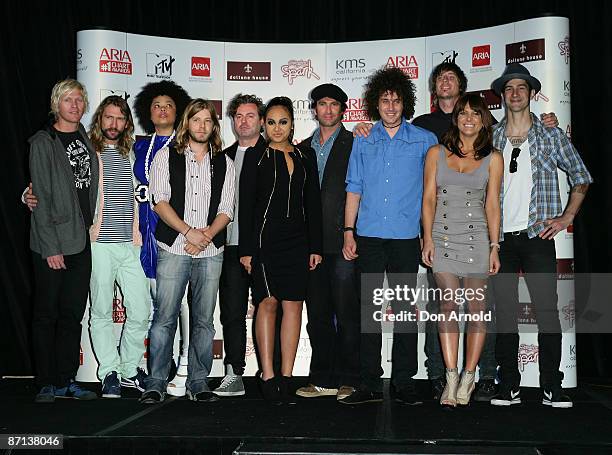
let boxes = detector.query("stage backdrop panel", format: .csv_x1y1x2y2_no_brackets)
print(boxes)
76,15,575,387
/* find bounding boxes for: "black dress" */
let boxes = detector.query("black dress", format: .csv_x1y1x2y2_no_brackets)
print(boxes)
239,145,322,304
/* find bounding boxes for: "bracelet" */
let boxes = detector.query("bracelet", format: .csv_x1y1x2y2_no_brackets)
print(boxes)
183,226,192,237
490,242,500,251
343,226,355,232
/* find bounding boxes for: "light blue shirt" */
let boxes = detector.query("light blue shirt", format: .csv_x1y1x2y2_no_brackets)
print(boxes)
346,120,436,239
311,125,341,184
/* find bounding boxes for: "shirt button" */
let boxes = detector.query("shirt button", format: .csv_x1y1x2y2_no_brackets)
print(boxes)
469,235,474,241
444,226,448,230
443,235,448,241
444,242,448,247
442,189,447,194
469,224,474,229
469,258,474,263
442,201,447,206
386,179,389,183
384,198,387,202
387,162,390,166
444,253,449,258
469,246,474,251
467,191,471,195
443,213,447,218
466,202,471,207
467,213,472,217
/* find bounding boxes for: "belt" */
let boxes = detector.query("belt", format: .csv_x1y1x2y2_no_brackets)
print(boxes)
509,229,528,236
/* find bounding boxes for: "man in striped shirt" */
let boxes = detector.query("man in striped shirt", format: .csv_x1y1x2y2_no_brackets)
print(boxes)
87,96,151,398
141,99,235,404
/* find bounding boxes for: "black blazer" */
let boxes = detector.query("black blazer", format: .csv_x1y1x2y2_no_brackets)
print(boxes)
300,125,354,255
224,134,267,161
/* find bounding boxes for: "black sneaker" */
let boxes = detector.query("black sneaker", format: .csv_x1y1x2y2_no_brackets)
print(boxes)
55,381,97,400
430,377,446,401
120,368,147,392
473,379,497,402
186,390,219,402
34,385,55,403
490,385,521,406
338,389,383,405
102,371,121,398
139,390,165,404
542,387,573,409
396,385,423,406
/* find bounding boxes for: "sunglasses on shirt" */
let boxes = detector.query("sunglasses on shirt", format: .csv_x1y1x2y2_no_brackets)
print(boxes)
509,148,521,173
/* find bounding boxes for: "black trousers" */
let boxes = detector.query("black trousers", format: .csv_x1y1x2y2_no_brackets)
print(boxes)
493,233,563,388
31,240,91,387
219,245,251,376
357,236,420,392
305,253,360,388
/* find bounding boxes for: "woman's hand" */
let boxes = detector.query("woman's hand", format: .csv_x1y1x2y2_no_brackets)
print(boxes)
421,240,435,268
309,254,323,270
240,256,252,274
488,248,500,275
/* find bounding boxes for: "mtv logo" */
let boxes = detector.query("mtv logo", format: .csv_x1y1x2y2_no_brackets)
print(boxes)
432,50,458,67
146,53,175,77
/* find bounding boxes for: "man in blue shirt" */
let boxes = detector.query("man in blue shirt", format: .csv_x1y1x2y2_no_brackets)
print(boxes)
340,67,436,405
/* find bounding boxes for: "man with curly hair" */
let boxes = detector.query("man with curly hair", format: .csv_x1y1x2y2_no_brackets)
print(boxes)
339,67,436,405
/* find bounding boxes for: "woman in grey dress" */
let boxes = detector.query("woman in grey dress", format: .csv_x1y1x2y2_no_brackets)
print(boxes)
422,94,503,407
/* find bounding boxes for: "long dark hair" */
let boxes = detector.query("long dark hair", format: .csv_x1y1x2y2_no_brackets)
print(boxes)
264,96,295,143
442,93,493,160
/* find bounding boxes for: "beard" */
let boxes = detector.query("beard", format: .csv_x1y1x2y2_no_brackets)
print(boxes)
102,128,124,141
189,131,211,144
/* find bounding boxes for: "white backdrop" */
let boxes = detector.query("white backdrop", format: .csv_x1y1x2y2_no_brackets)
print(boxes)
76,16,576,387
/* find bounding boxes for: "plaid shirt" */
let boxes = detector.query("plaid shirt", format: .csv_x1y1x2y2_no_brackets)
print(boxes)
493,113,593,239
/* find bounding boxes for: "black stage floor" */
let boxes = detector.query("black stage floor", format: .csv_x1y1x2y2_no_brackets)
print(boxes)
2,378,612,455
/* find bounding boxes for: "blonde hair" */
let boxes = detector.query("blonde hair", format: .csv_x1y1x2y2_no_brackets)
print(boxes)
174,99,222,156
50,79,89,119
88,96,134,157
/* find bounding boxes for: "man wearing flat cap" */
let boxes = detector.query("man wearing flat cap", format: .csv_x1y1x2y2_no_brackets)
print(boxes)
295,83,360,402
489,63,592,409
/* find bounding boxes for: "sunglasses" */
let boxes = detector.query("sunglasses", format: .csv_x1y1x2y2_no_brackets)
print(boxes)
509,148,521,173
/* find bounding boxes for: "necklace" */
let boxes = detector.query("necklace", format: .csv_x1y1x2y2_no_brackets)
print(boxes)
144,131,175,182
382,120,402,129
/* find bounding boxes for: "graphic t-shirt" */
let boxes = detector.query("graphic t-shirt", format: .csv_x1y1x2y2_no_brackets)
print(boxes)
55,129,93,227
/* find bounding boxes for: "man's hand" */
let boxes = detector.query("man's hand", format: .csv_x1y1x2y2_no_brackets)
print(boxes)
539,215,572,240
541,112,559,129
352,122,373,138
24,183,38,211
342,232,358,261
309,254,323,270
185,228,210,250
184,242,202,256
198,226,213,245
240,256,252,274
47,254,66,270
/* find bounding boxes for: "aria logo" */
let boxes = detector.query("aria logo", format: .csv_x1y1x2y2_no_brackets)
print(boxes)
343,98,369,123
558,36,570,64
146,53,175,79
472,45,490,67
99,48,132,74
432,50,458,68
281,59,320,85
385,55,418,79
191,57,211,77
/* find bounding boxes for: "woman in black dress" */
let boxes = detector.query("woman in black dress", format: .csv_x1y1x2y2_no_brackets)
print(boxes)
239,96,323,401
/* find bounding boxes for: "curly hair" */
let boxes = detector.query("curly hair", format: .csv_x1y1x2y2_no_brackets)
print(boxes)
133,80,191,134
174,99,223,157
226,93,265,119
89,95,134,157
364,67,417,121
442,93,493,160
429,62,468,105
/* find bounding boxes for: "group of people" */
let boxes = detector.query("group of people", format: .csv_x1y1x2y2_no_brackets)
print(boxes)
26,59,591,410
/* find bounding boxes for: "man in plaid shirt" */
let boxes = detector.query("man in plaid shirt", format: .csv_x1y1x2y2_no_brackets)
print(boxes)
489,63,592,409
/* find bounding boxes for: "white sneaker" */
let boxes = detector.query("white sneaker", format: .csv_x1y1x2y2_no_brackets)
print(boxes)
167,357,188,397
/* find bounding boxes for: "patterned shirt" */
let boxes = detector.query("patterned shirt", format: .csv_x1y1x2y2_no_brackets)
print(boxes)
493,113,593,239
149,146,235,257
312,125,341,184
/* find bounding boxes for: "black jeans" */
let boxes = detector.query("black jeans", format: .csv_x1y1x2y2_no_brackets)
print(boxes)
218,245,251,376
357,236,420,393
31,240,91,387
424,269,498,380
306,253,360,388
493,233,563,388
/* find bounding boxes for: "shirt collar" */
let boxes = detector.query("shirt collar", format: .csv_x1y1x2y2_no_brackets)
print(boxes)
366,119,413,144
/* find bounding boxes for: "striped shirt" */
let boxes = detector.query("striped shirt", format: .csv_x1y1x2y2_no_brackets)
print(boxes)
97,145,134,243
493,113,593,239
149,146,235,257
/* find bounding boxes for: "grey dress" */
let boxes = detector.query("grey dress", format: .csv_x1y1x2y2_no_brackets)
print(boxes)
432,147,492,278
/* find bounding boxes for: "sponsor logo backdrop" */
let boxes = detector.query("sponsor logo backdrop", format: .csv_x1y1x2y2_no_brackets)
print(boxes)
76,16,575,387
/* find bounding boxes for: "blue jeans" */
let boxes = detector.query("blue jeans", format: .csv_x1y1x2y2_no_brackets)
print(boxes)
145,249,223,395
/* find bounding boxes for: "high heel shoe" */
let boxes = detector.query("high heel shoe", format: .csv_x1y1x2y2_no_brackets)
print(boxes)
258,374,281,404
440,368,459,408
456,370,476,405
279,376,296,405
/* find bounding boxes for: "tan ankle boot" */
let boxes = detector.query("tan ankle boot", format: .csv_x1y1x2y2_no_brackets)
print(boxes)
456,370,476,405
440,368,459,407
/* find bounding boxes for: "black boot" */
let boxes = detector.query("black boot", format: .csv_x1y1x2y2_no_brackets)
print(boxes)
279,376,296,405
259,375,281,404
